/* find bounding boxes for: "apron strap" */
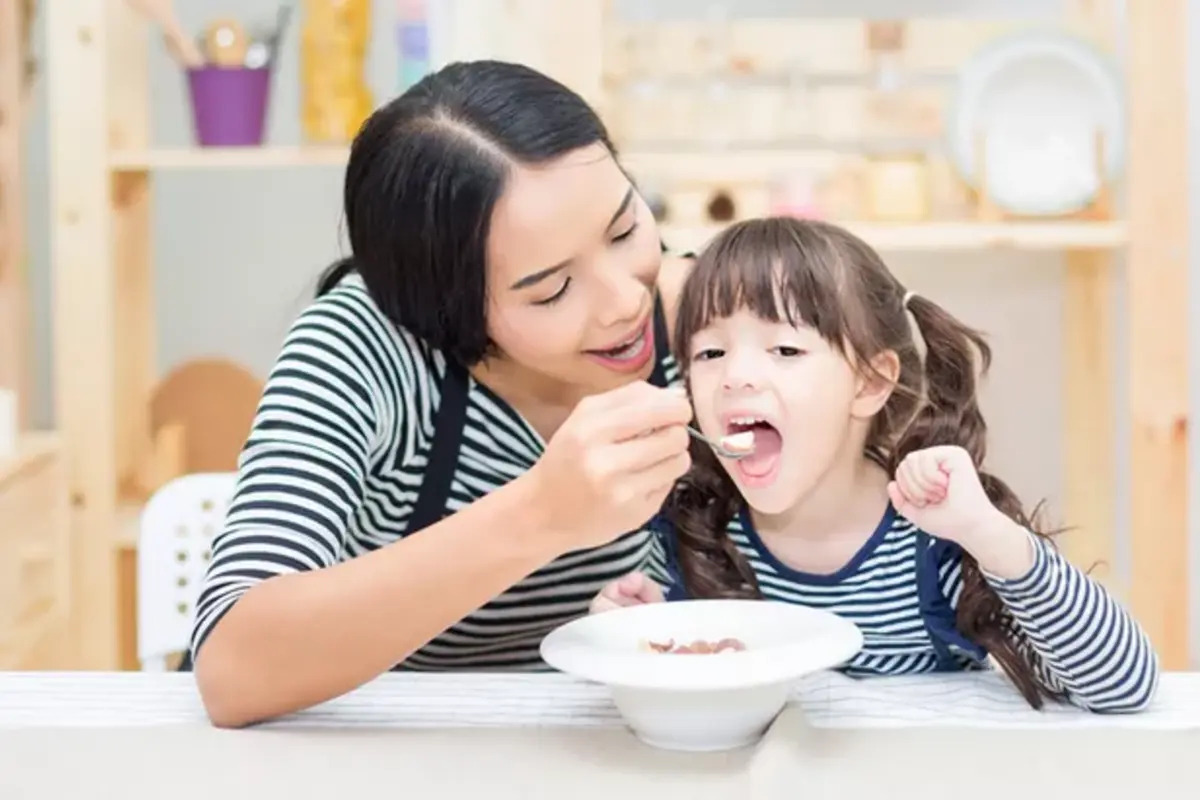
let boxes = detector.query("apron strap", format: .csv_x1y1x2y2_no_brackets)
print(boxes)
914,530,962,672
178,356,470,673
647,292,672,388
405,357,470,534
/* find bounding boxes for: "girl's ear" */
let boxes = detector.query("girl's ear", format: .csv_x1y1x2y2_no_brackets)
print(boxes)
851,349,900,419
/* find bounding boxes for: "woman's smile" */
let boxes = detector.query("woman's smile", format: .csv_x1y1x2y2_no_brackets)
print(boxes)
583,312,655,373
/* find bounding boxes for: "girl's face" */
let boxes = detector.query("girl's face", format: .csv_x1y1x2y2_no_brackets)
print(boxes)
483,144,663,394
686,308,890,515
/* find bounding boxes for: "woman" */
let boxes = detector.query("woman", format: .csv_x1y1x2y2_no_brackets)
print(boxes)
190,60,695,727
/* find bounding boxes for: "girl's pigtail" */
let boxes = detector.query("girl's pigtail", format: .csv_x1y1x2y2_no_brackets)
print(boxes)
896,294,1061,709
666,439,760,600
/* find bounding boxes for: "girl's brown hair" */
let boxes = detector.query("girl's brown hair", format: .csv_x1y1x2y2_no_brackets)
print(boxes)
666,217,1059,708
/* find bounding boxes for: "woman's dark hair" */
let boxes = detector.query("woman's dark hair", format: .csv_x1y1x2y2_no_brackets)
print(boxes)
318,60,615,366
666,216,1060,709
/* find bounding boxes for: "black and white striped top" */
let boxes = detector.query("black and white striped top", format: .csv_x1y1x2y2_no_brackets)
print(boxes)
190,272,682,670
651,506,1159,712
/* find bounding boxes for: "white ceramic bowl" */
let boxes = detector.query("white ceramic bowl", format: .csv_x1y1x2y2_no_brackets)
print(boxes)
947,30,1125,216
539,599,863,751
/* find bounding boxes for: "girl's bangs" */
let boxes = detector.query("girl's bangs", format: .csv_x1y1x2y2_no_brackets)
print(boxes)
675,219,850,355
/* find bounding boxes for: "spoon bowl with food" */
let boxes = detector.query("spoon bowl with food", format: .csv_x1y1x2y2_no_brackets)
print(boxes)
688,425,757,459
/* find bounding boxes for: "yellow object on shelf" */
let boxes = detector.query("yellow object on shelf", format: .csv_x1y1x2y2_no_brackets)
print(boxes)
300,0,373,144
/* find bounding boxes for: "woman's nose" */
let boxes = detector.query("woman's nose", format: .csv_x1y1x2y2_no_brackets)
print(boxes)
595,273,648,328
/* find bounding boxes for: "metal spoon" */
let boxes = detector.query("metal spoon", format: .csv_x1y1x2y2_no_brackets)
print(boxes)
687,426,755,460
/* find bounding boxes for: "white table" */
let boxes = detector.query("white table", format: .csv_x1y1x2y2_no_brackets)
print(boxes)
3,670,1199,799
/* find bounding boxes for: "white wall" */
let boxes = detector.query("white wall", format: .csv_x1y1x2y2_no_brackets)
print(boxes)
19,1,1193,659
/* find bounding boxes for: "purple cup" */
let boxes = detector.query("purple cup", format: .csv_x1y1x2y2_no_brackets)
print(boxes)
186,66,272,147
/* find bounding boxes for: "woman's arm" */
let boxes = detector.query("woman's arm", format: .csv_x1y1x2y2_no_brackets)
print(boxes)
960,523,1160,713
194,288,694,727
196,474,559,727
192,288,561,725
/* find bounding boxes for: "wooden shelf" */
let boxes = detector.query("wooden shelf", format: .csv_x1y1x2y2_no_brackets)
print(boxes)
99,146,1130,254
109,145,350,172
661,220,1128,253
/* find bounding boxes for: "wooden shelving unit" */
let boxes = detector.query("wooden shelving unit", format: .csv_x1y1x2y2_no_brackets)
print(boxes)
43,0,1192,671
0,432,71,670
109,145,350,171
661,221,1128,254
0,0,35,427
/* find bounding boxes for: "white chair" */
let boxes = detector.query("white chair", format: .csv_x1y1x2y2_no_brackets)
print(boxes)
137,472,236,670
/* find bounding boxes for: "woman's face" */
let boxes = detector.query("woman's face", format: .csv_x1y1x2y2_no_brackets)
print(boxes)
484,144,663,395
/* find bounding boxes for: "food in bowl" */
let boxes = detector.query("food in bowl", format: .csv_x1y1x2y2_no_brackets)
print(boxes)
640,637,747,654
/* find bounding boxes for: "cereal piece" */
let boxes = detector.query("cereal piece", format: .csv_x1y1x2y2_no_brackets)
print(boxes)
719,431,755,453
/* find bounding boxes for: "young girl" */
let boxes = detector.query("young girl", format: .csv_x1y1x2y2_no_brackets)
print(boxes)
593,217,1159,713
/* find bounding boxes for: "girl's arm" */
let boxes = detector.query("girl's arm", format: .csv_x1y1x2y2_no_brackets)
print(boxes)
589,518,685,614
955,524,1160,713
892,445,1158,713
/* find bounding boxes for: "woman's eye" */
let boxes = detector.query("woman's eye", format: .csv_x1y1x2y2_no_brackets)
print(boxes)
774,346,806,357
612,221,638,243
692,348,724,361
533,278,571,306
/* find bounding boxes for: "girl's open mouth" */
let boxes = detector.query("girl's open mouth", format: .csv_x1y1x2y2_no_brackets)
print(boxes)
724,415,783,486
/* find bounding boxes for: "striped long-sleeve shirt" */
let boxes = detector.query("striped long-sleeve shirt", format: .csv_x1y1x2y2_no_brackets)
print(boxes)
648,505,1160,713
189,272,683,670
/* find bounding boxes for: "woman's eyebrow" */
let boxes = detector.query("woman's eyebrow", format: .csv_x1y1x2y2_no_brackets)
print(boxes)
510,261,568,291
508,186,635,291
606,186,634,228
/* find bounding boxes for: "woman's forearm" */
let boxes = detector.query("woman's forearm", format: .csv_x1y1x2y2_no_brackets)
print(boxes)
194,474,559,727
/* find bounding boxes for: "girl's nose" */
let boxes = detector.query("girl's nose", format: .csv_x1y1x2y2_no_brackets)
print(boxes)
721,350,766,392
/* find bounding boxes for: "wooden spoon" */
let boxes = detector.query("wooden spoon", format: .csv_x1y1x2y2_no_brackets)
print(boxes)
203,18,249,67
125,0,205,68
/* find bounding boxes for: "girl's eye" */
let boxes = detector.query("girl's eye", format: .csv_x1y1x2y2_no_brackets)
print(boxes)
692,347,724,361
533,278,571,306
611,221,638,243
774,345,806,357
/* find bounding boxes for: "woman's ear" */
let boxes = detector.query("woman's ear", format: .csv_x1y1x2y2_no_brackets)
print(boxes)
851,349,900,419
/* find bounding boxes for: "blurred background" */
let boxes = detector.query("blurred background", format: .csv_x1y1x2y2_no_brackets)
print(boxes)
0,1,1193,673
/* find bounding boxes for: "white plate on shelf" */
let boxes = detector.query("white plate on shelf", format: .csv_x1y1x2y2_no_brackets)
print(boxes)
539,599,863,752
947,30,1125,216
